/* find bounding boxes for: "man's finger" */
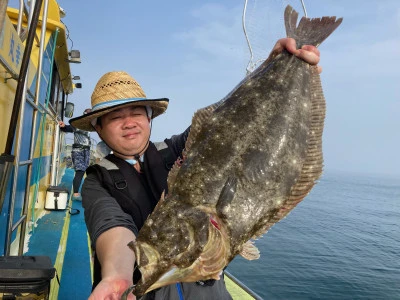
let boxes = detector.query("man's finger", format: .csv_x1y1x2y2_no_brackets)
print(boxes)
301,45,320,57
295,49,320,65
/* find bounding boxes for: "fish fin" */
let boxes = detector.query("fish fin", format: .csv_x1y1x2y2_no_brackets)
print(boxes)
216,177,238,216
184,102,220,155
240,240,260,260
167,102,220,193
261,67,325,234
284,5,342,48
167,157,184,194
152,190,166,215
127,240,135,251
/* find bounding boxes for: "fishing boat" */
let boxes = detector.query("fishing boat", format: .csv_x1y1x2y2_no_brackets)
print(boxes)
0,1,263,299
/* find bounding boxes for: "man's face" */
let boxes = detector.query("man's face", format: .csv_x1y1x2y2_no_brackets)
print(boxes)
95,106,151,158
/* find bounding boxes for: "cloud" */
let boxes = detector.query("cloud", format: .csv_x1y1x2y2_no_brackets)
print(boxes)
173,4,246,61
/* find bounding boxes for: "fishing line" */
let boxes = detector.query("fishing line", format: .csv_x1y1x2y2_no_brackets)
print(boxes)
300,0,308,18
242,0,309,75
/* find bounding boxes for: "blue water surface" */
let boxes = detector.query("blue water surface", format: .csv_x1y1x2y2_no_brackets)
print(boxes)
227,170,400,300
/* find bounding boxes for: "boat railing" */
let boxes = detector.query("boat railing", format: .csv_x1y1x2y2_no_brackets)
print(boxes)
1,0,69,256
225,270,263,300
2,0,49,256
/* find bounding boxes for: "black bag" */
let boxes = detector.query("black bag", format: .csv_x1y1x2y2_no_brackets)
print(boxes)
0,256,56,299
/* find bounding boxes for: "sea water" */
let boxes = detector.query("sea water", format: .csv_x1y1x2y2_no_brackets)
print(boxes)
227,170,400,299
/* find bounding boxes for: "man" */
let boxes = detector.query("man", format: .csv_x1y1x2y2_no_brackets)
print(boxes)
59,108,92,200
70,38,321,299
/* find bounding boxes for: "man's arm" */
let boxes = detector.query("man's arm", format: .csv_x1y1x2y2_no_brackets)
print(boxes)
89,227,136,300
58,121,74,133
83,170,138,299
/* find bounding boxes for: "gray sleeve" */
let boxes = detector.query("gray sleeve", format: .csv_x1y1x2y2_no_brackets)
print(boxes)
81,172,139,246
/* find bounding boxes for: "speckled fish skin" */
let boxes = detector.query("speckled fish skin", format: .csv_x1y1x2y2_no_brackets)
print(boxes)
128,5,342,297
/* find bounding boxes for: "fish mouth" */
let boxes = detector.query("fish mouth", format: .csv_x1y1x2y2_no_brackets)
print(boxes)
133,218,230,296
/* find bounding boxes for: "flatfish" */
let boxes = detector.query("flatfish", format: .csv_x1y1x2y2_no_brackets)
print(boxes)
126,5,342,297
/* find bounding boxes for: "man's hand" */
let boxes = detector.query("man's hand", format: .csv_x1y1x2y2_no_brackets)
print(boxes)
58,121,66,128
89,277,136,300
89,227,137,300
269,38,322,73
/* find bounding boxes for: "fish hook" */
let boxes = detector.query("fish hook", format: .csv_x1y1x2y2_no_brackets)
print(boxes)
121,285,136,300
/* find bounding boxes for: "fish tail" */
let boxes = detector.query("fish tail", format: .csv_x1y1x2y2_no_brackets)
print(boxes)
284,5,343,48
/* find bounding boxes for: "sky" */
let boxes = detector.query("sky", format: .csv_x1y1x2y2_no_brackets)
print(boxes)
45,0,399,177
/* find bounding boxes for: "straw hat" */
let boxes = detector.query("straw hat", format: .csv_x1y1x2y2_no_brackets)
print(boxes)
69,71,169,131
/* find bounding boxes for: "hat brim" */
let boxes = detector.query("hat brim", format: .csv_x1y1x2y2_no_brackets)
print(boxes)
69,98,169,131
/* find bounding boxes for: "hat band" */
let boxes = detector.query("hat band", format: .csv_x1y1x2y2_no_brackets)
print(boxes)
92,97,147,111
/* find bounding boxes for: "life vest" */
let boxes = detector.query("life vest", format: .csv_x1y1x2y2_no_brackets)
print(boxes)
86,141,220,297
86,141,177,229
86,141,178,289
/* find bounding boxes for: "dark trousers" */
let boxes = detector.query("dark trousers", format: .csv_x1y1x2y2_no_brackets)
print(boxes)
73,170,85,194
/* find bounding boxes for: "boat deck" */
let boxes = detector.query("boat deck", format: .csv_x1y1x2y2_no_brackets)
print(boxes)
24,169,92,299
